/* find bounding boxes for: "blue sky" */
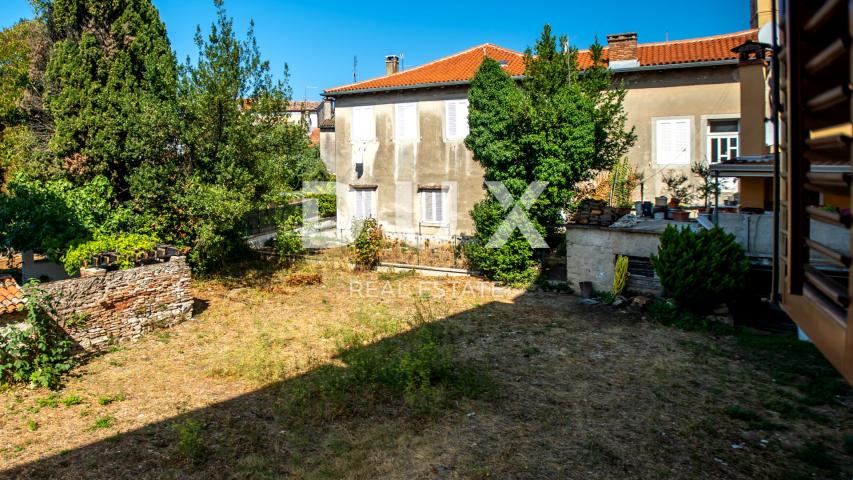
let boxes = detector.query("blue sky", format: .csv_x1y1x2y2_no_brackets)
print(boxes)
2,0,749,101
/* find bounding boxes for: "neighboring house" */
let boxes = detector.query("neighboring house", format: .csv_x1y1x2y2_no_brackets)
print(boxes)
323,30,756,241
285,101,321,131
319,100,336,174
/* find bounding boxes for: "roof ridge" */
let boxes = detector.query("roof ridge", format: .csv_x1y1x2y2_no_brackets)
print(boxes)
326,43,521,93
637,29,758,48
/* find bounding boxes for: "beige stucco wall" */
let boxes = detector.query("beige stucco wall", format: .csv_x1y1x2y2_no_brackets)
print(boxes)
333,65,741,239
334,87,485,240
619,65,741,201
319,129,336,174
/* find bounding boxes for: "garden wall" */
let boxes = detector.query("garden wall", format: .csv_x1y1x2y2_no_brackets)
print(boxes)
42,257,193,351
566,224,668,296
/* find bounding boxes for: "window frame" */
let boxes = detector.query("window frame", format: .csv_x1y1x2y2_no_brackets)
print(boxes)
420,188,447,225
352,187,376,220
706,119,740,164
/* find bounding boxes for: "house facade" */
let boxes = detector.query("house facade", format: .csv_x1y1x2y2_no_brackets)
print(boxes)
323,30,755,241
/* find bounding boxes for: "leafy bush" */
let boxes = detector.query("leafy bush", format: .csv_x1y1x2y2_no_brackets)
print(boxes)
172,418,208,464
464,199,538,286
651,225,749,313
0,282,74,389
353,218,383,271
276,215,304,259
307,193,336,218
63,233,159,276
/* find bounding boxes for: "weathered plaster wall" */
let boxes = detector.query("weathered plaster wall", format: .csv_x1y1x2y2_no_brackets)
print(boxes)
334,87,485,240
42,257,193,351
618,65,741,200
566,225,665,295
320,129,336,174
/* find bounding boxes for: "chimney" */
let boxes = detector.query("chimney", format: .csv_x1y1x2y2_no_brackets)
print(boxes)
320,98,334,124
385,55,400,76
606,32,639,69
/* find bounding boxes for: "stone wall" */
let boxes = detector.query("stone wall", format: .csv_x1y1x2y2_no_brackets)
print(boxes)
42,257,193,351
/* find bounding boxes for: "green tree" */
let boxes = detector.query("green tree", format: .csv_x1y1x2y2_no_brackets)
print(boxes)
37,0,180,191
173,0,327,270
0,21,36,183
465,25,635,282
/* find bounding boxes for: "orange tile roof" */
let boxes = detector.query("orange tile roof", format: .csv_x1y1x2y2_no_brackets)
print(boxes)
325,30,757,95
0,275,24,316
309,127,320,146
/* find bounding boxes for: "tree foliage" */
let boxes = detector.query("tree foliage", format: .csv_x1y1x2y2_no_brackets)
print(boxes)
0,0,328,273
465,25,635,281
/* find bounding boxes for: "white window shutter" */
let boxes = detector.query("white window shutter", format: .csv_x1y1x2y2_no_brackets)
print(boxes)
396,103,417,140
424,191,434,222
458,101,469,138
673,119,690,164
656,119,690,164
435,191,444,223
446,102,457,139
352,106,374,141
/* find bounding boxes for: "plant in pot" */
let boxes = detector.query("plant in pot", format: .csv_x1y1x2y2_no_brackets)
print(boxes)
661,172,693,207
691,159,721,212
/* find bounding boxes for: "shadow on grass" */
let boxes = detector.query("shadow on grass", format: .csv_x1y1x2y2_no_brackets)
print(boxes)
1,295,504,479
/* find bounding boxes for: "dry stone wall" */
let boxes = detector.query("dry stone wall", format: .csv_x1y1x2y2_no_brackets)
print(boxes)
42,257,193,350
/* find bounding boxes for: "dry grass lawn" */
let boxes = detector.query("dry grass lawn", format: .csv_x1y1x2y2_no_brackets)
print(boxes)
0,259,851,479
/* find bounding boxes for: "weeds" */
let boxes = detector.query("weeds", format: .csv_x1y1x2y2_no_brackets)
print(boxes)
88,416,116,431
646,300,734,335
26,420,38,431
97,393,125,406
282,297,493,418
172,418,207,464
61,395,83,407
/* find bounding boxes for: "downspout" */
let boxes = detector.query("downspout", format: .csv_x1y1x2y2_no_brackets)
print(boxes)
770,0,782,303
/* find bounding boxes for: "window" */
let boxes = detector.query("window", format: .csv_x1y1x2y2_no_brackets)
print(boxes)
707,119,739,163
655,118,691,164
445,100,469,140
351,106,375,141
421,189,446,224
395,103,418,141
353,188,375,219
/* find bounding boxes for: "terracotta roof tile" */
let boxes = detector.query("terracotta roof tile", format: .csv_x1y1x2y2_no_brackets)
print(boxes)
309,127,320,146
0,275,24,316
287,101,321,112
325,30,757,94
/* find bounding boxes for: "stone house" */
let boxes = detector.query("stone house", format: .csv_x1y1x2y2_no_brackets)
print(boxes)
322,29,756,241
0,275,25,324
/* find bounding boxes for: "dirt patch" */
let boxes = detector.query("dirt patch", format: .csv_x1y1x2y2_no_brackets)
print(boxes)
0,260,851,479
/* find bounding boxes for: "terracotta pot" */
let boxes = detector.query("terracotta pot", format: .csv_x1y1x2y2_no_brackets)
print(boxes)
672,210,691,222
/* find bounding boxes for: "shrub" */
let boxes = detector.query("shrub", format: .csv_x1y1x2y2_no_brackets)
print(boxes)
353,218,383,271
651,225,749,313
0,282,74,389
63,232,159,275
464,199,539,287
308,193,336,218
172,418,207,463
276,215,305,260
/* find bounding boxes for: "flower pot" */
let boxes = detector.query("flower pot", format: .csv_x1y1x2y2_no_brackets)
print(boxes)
671,210,691,222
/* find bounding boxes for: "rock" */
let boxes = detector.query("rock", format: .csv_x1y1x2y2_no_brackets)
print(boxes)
612,296,627,307
580,298,599,305
706,314,733,326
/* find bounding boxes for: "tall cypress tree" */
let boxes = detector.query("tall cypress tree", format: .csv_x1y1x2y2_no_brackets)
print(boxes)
37,0,179,193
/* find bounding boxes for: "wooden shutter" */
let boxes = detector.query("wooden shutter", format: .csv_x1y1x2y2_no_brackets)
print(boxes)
435,190,444,223
423,191,434,223
780,0,853,383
